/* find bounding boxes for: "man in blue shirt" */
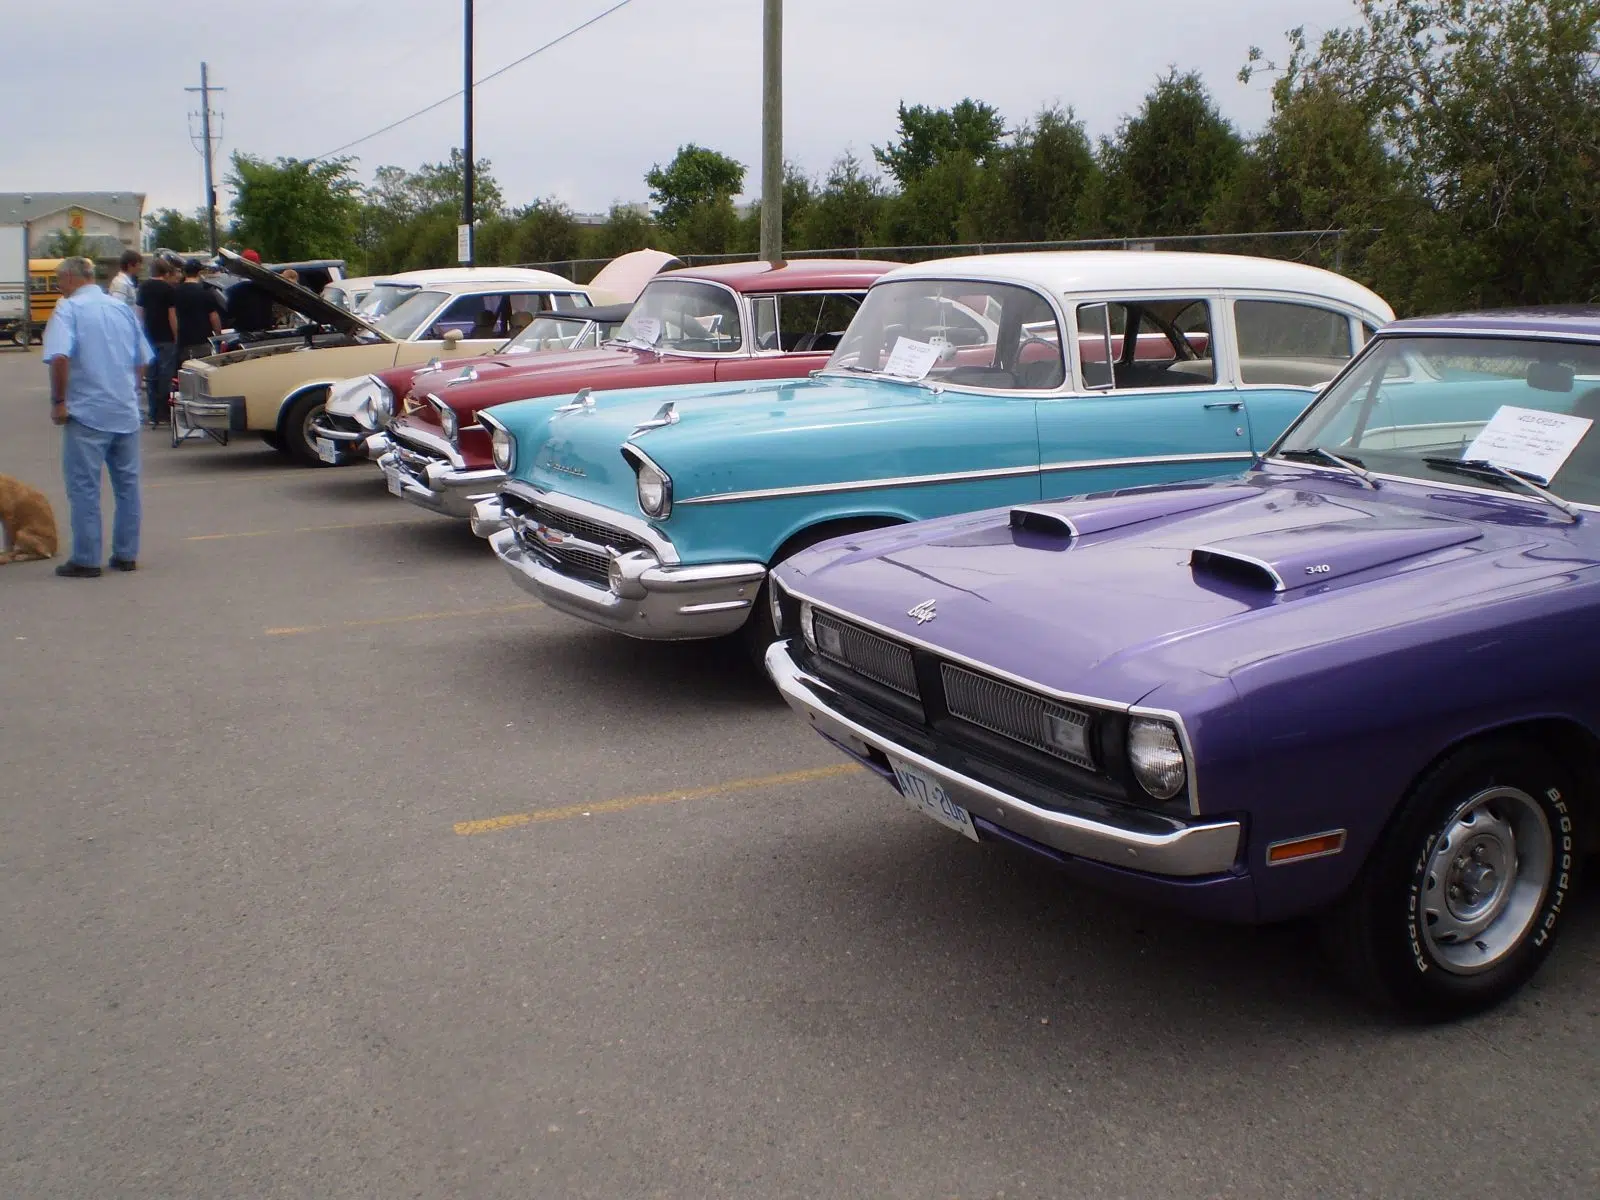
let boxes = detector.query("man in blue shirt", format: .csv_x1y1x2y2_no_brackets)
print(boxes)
42,256,154,578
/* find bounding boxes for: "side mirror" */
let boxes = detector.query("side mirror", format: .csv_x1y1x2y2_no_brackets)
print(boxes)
442,328,464,347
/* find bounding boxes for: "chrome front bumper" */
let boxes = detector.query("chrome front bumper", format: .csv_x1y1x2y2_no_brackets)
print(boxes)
764,641,1242,878
489,527,766,639
173,395,243,431
470,498,507,538
376,447,505,519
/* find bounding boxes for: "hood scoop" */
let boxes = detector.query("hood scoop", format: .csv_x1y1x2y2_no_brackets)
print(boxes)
1191,516,1483,592
1010,484,1259,542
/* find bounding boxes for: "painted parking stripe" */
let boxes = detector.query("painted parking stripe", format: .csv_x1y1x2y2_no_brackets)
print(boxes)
264,603,538,636
187,517,419,542
453,763,866,836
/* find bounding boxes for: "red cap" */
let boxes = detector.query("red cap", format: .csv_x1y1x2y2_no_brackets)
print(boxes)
241,249,262,264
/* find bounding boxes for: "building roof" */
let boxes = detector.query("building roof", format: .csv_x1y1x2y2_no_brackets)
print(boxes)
663,258,901,292
0,192,146,225
885,250,1394,320
1385,307,1600,339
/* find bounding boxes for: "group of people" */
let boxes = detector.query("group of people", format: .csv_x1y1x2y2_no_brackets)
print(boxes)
112,248,225,426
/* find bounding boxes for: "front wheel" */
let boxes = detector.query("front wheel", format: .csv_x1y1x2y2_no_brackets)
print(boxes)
1323,737,1583,1020
281,389,334,467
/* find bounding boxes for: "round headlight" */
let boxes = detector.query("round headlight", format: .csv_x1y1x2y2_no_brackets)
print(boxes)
635,458,672,518
490,426,514,472
370,381,394,426
1127,718,1187,801
439,405,459,443
799,601,817,652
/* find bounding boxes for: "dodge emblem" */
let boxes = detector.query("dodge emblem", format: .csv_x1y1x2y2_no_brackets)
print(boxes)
907,599,938,625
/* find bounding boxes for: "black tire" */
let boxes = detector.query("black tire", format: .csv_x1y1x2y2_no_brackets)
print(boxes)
281,389,335,467
259,431,285,452
1322,737,1583,1021
738,518,899,667
10,324,28,347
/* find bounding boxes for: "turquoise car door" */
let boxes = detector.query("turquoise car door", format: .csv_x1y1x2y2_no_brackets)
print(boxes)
1035,298,1256,498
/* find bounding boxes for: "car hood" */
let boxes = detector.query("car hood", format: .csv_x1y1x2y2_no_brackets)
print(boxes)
501,374,954,509
217,249,389,341
775,469,1595,707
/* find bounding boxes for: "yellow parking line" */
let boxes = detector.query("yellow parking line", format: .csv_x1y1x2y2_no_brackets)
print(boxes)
187,518,417,542
265,602,538,636
453,763,865,836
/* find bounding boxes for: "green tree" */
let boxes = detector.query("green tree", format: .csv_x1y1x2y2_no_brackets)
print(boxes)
1088,70,1243,237
144,207,210,252
877,153,989,246
799,153,888,249
44,227,89,258
584,203,657,259
228,154,362,262
873,99,1005,188
972,105,1100,242
478,199,583,265
356,152,504,273
1254,0,1600,308
645,144,747,233
738,162,816,251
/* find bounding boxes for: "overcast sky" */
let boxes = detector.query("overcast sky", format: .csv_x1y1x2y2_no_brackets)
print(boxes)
1,0,1361,220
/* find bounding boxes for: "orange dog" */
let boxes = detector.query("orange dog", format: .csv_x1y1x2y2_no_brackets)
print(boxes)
0,474,59,564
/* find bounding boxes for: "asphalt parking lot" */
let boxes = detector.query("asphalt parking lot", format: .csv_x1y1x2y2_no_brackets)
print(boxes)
1,348,1597,1199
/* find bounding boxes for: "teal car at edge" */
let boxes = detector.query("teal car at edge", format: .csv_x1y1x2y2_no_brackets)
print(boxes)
479,252,1394,646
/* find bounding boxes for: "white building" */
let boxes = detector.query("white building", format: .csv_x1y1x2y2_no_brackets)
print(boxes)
0,192,146,259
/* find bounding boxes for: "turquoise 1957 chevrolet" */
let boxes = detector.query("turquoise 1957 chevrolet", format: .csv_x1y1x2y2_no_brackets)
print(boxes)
481,251,1393,650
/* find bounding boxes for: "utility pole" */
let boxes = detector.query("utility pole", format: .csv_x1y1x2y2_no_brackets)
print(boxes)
185,63,224,255
460,0,475,266
760,0,783,266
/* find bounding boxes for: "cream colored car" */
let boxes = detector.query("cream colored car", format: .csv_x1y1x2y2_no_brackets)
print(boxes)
174,250,595,465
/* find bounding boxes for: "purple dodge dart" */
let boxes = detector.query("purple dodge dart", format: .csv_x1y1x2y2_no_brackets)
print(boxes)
765,308,1600,1020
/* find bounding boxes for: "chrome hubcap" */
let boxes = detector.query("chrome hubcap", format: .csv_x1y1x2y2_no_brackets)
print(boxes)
1420,785,1551,974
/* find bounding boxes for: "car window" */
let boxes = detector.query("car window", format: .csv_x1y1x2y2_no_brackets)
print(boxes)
828,279,1065,391
550,292,587,312
1073,299,1215,389
1280,335,1600,506
616,280,743,354
1235,299,1355,387
422,292,554,341
503,313,592,354
377,289,449,339
751,292,864,352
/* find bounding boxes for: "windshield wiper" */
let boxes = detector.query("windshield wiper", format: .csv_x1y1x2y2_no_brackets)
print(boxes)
1421,456,1582,522
1279,446,1380,488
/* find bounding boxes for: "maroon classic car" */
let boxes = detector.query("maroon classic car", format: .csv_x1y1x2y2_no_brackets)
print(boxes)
366,259,899,524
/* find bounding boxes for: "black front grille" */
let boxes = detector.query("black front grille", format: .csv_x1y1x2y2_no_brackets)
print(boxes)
502,494,644,587
940,664,1094,769
812,612,920,698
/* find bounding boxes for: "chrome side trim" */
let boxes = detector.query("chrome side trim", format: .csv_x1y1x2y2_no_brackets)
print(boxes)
675,463,1041,506
1040,451,1255,475
1376,326,1600,345
389,422,465,469
1189,545,1287,592
765,642,1236,876
499,481,680,565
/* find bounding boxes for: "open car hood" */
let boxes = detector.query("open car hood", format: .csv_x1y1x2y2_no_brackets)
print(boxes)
215,249,391,342
583,248,680,305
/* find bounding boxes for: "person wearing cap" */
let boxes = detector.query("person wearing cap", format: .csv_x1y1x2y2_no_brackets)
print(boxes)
174,258,224,363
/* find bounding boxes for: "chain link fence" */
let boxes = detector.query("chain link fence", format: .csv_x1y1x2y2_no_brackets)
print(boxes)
518,228,1371,286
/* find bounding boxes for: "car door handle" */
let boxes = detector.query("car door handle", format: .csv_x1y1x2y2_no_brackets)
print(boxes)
1204,400,1244,411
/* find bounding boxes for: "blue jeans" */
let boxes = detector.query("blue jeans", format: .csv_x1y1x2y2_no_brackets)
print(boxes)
147,342,178,423
62,420,141,566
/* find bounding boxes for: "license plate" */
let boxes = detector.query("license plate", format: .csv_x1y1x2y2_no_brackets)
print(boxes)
888,757,979,841
384,467,405,497
315,437,340,464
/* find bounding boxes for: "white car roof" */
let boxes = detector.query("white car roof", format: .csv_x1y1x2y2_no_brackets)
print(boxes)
370,266,583,291
883,251,1395,322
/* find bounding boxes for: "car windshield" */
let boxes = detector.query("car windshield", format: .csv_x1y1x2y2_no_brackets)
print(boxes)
376,290,448,340
502,313,594,354
1278,334,1600,506
358,283,421,320
612,280,743,354
824,279,1065,390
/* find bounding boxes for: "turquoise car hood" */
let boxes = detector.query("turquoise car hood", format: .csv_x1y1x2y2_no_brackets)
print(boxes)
504,374,982,511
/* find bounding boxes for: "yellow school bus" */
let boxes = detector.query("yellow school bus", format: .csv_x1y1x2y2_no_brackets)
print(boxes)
29,258,63,326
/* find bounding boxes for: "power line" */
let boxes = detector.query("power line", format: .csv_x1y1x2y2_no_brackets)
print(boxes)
310,0,637,162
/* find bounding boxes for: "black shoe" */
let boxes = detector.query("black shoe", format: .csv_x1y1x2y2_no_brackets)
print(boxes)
55,562,102,578
108,557,137,572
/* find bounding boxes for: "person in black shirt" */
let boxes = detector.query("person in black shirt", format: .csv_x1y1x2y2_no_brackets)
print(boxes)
136,258,179,426
173,259,224,365
224,277,275,333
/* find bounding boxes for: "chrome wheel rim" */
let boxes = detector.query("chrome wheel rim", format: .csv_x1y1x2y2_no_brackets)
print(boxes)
1419,785,1552,975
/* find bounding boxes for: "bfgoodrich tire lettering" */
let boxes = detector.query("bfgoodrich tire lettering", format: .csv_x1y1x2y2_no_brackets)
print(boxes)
1324,737,1583,1020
